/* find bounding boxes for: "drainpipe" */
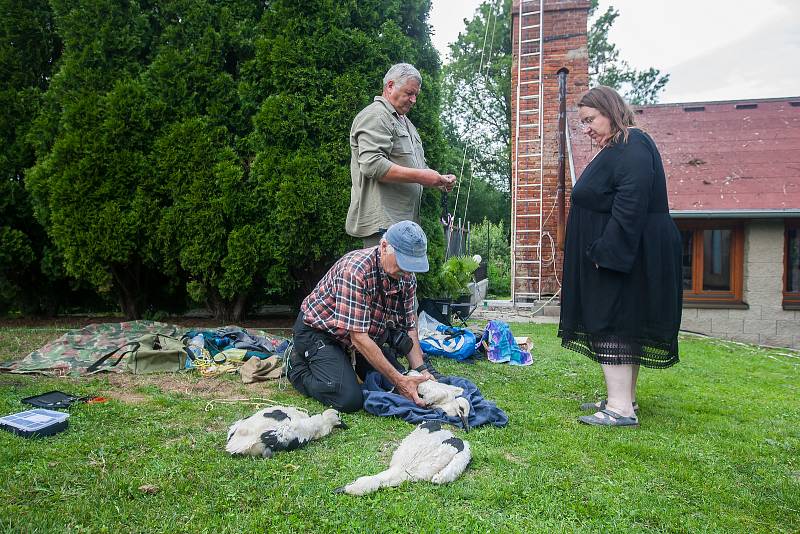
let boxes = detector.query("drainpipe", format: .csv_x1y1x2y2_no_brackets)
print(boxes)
556,67,569,250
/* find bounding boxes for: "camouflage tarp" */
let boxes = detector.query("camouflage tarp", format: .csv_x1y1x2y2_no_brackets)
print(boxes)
1,321,184,376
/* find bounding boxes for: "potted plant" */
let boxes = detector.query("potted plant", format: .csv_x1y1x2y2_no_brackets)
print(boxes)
420,255,480,325
439,255,480,301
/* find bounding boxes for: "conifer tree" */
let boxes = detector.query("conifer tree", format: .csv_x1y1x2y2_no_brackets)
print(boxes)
26,0,449,317
0,0,69,314
243,0,447,299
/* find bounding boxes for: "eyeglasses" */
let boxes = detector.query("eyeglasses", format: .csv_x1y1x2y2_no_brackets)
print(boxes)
576,115,598,130
573,115,600,132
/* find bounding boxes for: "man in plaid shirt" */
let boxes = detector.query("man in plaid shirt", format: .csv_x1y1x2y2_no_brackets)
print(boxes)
288,221,435,412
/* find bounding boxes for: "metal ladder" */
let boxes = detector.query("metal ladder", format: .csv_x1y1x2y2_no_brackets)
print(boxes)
511,0,544,302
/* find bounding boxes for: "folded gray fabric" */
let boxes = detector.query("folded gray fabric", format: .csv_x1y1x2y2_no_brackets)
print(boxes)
215,326,275,353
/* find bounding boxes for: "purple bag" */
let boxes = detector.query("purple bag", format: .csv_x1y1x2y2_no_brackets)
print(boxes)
479,320,533,366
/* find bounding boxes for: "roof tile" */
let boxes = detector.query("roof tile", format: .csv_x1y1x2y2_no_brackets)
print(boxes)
569,97,800,212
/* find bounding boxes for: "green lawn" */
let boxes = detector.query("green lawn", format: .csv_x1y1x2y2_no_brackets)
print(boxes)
0,324,798,533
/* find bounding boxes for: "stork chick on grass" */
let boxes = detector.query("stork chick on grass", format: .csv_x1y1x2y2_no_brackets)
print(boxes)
409,370,471,430
335,421,471,495
226,406,346,458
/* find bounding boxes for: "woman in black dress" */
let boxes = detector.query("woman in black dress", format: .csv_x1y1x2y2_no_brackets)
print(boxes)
559,86,682,427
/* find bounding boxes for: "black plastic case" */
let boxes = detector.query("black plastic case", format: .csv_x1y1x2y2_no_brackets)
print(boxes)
21,391,83,410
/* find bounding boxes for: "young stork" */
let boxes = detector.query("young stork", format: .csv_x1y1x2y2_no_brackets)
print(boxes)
226,405,346,458
408,370,472,430
335,421,471,495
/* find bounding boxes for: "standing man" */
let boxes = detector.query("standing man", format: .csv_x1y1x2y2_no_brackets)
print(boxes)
288,221,437,413
347,63,456,247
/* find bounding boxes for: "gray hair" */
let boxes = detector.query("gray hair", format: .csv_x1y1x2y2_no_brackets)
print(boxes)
383,63,422,89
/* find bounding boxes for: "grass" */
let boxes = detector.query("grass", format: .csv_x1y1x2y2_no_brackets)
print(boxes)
0,323,798,533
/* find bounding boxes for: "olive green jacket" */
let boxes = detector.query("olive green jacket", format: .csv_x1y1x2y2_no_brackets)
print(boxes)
346,96,427,238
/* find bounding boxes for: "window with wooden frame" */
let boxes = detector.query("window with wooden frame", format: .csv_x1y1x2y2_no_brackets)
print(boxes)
677,220,744,306
784,220,800,310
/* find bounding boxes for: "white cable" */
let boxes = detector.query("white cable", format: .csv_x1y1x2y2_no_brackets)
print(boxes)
462,2,500,228
566,121,577,186
536,1,544,298
447,144,469,257
517,287,561,317
450,2,497,258
511,0,523,301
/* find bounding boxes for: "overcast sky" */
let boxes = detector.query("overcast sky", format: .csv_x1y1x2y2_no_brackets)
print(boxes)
428,0,800,103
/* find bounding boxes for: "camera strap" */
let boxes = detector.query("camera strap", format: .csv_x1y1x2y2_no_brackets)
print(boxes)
374,249,405,331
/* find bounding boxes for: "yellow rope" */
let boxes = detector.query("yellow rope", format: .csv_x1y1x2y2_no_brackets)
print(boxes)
189,347,245,377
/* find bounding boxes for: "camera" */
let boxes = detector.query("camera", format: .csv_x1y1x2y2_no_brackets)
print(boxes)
375,320,413,375
387,325,413,356
378,320,413,356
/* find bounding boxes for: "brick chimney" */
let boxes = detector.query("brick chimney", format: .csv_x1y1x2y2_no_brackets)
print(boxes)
510,0,590,301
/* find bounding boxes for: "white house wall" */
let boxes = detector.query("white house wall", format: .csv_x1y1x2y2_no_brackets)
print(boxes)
680,220,800,349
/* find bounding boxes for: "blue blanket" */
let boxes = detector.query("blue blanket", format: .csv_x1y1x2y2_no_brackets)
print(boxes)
361,372,508,429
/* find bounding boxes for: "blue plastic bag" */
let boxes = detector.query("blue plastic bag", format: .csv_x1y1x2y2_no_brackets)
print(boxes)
419,325,476,361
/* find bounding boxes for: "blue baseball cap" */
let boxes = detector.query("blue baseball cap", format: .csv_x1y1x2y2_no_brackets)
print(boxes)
384,221,429,273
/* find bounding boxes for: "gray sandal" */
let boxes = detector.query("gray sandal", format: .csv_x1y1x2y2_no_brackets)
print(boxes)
580,399,639,413
578,408,639,427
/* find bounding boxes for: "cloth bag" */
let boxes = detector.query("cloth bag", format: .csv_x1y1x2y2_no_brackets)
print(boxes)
87,334,189,374
479,320,533,366
240,356,284,383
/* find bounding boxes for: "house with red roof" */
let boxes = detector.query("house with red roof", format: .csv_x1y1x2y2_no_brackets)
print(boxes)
506,0,799,348
569,97,800,348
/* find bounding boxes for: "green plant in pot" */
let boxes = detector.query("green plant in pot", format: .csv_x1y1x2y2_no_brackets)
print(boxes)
438,255,480,302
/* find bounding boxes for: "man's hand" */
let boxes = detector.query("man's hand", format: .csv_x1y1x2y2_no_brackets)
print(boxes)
417,169,442,187
437,174,456,192
394,373,431,407
418,169,456,192
351,331,432,406
381,165,456,192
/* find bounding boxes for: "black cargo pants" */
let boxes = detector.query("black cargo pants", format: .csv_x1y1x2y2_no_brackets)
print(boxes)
287,313,375,413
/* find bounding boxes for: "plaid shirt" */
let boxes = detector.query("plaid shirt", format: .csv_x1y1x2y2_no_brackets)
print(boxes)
301,247,417,346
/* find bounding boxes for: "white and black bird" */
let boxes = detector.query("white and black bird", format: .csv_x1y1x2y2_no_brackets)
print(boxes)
409,370,472,430
335,421,471,495
226,405,347,458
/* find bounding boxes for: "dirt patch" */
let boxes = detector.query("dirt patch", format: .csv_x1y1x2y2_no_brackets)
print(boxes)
1,315,299,404
0,376,29,388
103,389,149,404
95,372,294,405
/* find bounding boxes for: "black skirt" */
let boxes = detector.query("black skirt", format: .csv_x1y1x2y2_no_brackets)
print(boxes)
558,129,682,369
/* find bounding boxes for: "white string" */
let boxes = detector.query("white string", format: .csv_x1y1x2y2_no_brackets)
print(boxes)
448,144,469,256
451,1,567,302
450,1,499,257
203,398,287,412
462,3,500,227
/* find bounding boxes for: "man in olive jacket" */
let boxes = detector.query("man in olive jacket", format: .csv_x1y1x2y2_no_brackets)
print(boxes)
346,63,456,247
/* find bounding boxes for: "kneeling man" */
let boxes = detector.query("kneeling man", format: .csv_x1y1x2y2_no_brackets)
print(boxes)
288,221,434,412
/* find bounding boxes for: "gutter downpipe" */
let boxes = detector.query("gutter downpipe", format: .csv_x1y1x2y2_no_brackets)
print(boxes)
556,68,569,250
